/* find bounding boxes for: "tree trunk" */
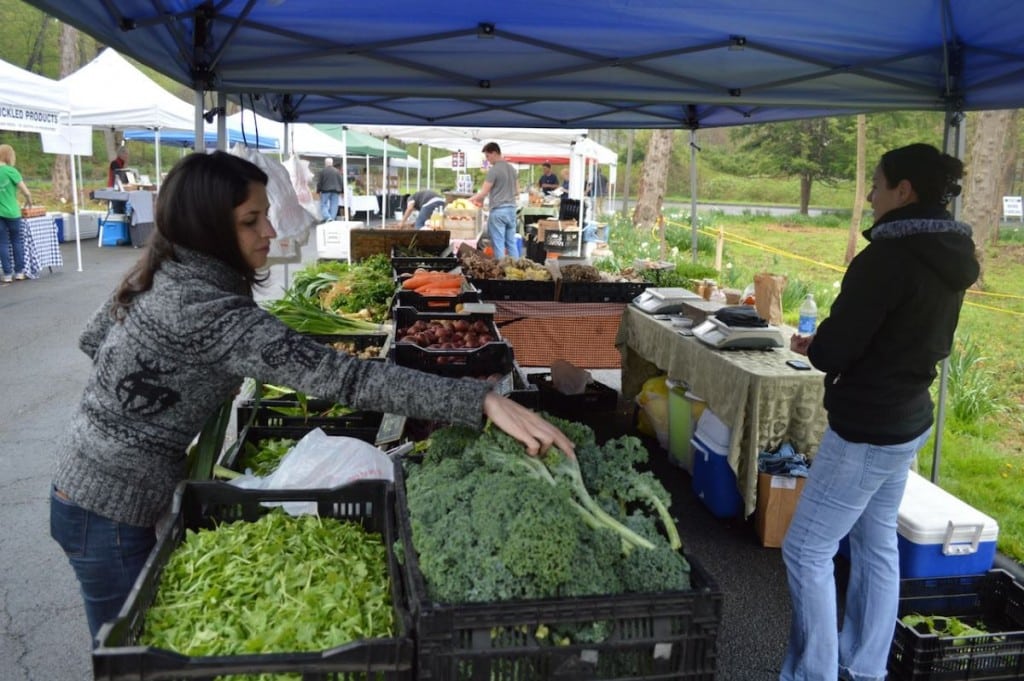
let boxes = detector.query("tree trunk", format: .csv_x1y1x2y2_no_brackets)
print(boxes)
962,109,1017,281
845,114,867,264
24,15,51,72
799,175,812,215
50,24,81,207
632,129,674,229
622,129,635,218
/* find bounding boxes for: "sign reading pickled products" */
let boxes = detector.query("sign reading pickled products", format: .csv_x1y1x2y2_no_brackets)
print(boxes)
0,102,62,132
451,151,466,170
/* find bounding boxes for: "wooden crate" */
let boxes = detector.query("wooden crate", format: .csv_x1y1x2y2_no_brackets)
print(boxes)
349,229,450,262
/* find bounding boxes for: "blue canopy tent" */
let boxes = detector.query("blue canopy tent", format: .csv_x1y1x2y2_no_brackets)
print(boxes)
123,128,280,150
27,0,1024,477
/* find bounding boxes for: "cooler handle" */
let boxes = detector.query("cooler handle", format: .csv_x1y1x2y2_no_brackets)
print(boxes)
941,521,983,556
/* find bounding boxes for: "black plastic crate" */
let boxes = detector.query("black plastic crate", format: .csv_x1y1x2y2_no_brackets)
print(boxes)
543,229,581,255
394,461,723,680
559,280,652,303
527,372,619,415
236,396,384,436
888,569,1024,680
393,286,482,313
390,306,513,378
302,331,391,357
505,363,541,410
93,480,414,681
469,277,557,301
224,421,386,475
391,244,458,276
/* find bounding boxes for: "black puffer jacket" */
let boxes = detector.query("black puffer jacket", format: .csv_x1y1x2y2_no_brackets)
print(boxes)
807,203,979,444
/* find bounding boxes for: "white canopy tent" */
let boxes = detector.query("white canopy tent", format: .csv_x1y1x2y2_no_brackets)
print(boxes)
0,59,88,273
227,110,348,158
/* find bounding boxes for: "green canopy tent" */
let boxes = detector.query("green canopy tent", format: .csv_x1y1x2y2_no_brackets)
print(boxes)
314,124,409,226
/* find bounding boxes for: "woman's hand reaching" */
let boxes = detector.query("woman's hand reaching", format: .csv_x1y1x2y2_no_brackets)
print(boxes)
483,392,576,458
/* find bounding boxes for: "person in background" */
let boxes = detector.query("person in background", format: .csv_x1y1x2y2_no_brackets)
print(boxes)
315,157,345,222
107,147,129,188
782,143,979,681
470,142,519,259
0,144,32,283
49,151,574,647
561,167,570,191
401,188,445,229
538,162,559,194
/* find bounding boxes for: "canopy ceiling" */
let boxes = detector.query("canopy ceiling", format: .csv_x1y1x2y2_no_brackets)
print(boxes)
21,1,1024,129
123,127,280,149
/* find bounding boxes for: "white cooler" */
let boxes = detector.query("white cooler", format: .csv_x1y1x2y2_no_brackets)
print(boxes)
897,470,998,578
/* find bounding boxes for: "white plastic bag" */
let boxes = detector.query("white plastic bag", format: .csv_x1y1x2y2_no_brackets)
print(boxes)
550,359,592,395
230,427,393,515
231,143,317,239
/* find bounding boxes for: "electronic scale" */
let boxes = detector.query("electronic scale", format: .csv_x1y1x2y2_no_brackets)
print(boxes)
631,287,703,315
692,316,785,350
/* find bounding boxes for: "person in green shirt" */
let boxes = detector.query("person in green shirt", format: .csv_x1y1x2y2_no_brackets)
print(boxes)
0,144,33,283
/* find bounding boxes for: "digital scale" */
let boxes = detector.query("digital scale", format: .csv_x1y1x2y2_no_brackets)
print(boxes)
631,287,703,315
692,316,785,350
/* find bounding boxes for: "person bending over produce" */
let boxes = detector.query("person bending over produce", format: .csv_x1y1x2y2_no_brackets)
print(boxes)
49,150,574,646
782,143,978,681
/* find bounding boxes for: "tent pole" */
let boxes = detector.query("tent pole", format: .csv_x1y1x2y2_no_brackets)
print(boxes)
690,130,699,264
930,109,967,483
216,92,227,151
417,148,422,191
382,138,388,228
193,90,204,154
341,127,349,221
69,151,82,272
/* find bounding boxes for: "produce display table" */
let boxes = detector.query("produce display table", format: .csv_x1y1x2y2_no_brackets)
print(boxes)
7,215,63,279
615,305,827,517
494,300,625,369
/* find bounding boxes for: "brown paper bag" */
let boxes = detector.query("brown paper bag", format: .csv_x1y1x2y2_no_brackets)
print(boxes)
754,273,787,325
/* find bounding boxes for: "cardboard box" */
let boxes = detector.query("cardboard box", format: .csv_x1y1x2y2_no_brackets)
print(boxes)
755,473,806,548
536,219,578,240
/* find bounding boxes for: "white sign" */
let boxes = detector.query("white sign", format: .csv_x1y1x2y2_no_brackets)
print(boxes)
0,101,62,133
40,125,94,155
1003,196,1023,220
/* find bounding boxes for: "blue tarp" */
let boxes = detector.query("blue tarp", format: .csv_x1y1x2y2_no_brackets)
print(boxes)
123,128,280,150
21,1,1024,129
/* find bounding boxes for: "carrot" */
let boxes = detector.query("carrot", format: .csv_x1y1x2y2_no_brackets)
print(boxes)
415,287,460,297
402,272,462,290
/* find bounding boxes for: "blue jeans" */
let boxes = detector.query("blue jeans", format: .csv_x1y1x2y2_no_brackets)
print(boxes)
487,205,519,259
0,216,26,276
320,191,340,221
49,488,156,646
780,427,930,681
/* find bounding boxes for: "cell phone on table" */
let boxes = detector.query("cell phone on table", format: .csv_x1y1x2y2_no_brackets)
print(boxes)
786,359,811,370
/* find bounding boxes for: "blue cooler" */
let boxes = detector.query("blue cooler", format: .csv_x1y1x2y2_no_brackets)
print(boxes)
897,470,998,578
100,214,130,247
691,409,743,518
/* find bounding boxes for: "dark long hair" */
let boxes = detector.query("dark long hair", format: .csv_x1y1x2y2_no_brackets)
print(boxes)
879,143,964,208
112,152,269,317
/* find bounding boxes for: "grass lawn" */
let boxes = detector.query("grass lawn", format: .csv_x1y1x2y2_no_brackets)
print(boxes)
604,209,1024,562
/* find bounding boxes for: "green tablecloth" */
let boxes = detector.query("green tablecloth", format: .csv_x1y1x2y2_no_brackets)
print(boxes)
616,305,827,517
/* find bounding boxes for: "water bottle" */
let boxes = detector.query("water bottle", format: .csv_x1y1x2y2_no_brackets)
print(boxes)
798,293,818,336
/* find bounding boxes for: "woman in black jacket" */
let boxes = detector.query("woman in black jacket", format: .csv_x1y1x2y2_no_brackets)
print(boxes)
781,143,979,681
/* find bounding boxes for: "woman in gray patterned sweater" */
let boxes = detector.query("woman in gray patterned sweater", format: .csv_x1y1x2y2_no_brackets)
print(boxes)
50,151,574,644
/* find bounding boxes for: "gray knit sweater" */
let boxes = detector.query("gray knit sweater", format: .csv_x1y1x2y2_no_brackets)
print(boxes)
53,247,492,527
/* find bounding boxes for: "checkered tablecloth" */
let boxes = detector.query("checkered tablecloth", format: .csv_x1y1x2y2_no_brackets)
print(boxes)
21,216,63,278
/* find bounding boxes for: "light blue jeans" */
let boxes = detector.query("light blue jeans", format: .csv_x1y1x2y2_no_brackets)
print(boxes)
780,426,931,681
50,488,157,646
319,191,340,221
487,205,519,259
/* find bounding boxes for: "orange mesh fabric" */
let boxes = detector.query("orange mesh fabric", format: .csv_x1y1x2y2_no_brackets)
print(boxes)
493,301,624,368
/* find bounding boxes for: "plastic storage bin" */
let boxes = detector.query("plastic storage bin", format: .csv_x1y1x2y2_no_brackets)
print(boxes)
897,470,999,578
667,382,705,474
690,409,743,518
888,569,1024,680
